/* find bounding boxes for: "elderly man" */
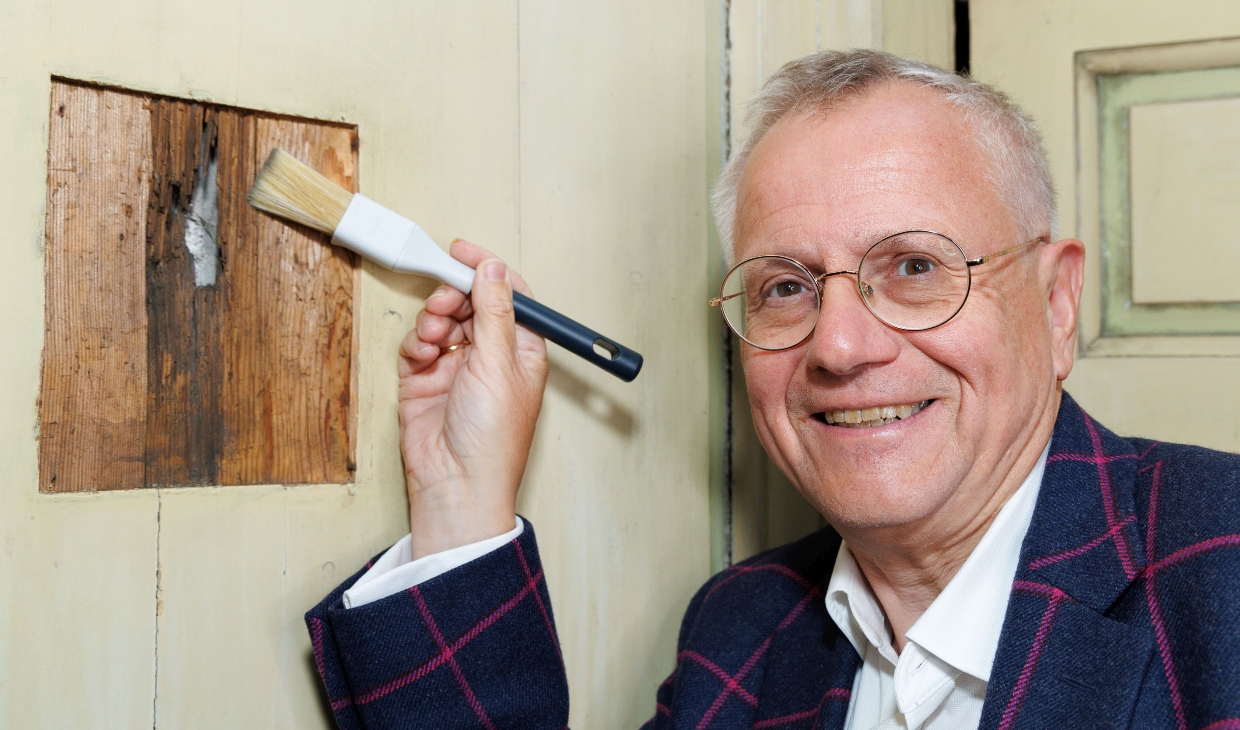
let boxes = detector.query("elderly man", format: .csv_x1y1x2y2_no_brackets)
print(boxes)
306,50,1240,729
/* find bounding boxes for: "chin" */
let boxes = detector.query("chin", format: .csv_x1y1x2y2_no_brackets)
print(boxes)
782,398,961,528
809,472,950,531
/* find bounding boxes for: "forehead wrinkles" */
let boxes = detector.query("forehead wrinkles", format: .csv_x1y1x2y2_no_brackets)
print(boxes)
734,104,997,261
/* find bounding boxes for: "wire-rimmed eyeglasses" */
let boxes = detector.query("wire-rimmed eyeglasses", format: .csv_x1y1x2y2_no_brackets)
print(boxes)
709,230,1043,351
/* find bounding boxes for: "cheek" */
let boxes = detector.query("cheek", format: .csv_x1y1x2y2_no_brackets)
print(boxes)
741,349,799,426
914,289,1052,406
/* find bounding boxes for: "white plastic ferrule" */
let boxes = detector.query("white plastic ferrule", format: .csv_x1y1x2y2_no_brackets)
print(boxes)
332,194,477,294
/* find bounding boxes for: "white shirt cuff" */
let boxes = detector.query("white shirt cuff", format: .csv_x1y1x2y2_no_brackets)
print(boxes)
342,517,525,609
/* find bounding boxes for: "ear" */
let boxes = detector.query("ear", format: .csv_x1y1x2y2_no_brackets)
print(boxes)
1043,238,1085,381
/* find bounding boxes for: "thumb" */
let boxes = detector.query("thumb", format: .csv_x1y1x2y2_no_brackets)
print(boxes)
469,258,518,366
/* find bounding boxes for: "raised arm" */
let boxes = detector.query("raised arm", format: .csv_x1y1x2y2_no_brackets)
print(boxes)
305,241,568,729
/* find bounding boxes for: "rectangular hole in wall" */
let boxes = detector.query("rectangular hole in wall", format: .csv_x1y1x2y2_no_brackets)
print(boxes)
39,78,360,492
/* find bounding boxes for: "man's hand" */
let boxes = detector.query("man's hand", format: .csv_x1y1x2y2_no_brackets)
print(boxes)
397,239,548,560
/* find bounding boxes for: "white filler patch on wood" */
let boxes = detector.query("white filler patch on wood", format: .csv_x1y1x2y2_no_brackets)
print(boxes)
184,154,220,287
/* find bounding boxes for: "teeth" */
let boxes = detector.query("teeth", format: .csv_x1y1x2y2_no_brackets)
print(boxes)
822,400,930,428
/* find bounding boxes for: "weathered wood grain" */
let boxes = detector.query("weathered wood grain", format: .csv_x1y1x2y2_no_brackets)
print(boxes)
39,80,357,491
144,98,225,486
217,118,356,485
39,83,150,492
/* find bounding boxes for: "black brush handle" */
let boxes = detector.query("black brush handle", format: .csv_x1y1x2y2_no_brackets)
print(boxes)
512,292,643,382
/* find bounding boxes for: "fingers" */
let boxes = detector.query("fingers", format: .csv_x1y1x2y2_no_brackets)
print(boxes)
451,239,535,298
449,238,496,269
398,326,440,375
424,285,469,318
398,309,469,379
415,307,467,348
468,259,518,368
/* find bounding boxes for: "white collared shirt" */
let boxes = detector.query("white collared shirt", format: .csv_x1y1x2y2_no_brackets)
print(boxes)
826,443,1049,730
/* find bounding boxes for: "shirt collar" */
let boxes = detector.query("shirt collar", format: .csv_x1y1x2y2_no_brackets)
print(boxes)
826,541,897,664
825,441,1050,681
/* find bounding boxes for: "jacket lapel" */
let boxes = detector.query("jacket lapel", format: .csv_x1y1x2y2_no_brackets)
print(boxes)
752,597,860,730
981,393,1154,729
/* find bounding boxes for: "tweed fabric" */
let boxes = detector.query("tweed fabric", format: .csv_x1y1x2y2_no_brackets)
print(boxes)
307,393,1240,729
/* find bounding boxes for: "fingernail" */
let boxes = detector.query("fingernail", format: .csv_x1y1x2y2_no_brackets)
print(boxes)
450,238,464,245
484,260,506,281
427,287,447,299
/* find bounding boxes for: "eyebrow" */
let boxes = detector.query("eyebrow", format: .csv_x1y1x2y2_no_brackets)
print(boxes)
746,232,897,269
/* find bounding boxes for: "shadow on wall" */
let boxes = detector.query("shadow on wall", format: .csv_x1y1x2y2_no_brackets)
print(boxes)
547,358,637,437
304,652,335,725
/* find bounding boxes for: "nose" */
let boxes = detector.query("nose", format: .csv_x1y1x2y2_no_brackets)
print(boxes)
804,275,900,376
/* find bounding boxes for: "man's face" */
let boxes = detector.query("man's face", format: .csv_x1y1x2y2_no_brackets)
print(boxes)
734,83,1065,532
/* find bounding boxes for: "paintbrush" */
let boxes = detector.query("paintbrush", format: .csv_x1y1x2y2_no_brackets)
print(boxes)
248,149,643,382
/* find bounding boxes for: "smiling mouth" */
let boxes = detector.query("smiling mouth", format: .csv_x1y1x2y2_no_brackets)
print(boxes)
814,400,933,429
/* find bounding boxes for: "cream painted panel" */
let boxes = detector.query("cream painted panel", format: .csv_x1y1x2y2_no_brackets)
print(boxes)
0,493,157,728
971,0,1240,452
516,1,710,726
730,0,871,144
155,488,291,727
1130,97,1240,304
725,0,954,560
728,0,951,144
1067,358,1240,451
154,485,397,728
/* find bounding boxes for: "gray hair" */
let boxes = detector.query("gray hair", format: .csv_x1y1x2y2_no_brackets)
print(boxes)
711,49,1057,262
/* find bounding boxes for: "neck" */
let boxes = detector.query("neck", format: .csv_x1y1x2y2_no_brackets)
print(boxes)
839,392,1059,652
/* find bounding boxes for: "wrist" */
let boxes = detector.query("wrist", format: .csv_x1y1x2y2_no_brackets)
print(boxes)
407,480,517,560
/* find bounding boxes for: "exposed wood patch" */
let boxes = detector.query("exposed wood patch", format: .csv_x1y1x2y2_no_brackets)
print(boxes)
39,83,151,492
39,80,358,492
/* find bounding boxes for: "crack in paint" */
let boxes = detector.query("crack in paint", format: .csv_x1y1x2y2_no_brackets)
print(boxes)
183,145,220,287
152,489,163,728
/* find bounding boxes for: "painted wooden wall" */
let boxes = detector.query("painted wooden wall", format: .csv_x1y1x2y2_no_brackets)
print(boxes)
0,1,712,726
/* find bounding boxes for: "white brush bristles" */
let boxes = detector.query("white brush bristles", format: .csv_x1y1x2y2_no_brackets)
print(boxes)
248,148,354,235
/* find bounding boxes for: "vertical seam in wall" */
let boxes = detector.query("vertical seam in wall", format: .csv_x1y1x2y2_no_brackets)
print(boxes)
152,489,163,729
720,0,734,569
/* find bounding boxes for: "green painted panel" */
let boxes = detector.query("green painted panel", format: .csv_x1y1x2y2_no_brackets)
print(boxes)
1098,65,1240,336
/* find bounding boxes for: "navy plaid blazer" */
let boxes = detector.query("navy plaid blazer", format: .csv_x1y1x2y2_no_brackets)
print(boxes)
307,393,1240,729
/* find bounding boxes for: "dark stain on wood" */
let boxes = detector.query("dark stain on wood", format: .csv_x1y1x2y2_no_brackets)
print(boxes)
39,79,358,492
145,99,225,486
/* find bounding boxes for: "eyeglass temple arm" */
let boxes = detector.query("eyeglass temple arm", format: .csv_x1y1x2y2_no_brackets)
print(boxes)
965,236,1045,267
709,292,744,307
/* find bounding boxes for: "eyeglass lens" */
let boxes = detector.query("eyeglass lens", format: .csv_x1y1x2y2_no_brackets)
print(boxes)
719,231,972,350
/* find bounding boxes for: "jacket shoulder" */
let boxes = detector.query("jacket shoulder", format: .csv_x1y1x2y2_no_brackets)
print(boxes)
1132,438,1240,529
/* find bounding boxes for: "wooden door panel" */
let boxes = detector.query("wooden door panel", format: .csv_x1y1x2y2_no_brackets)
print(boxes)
972,0,1240,452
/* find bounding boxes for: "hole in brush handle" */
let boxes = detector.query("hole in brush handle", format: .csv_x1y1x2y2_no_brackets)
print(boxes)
592,339,620,360
512,292,643,382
